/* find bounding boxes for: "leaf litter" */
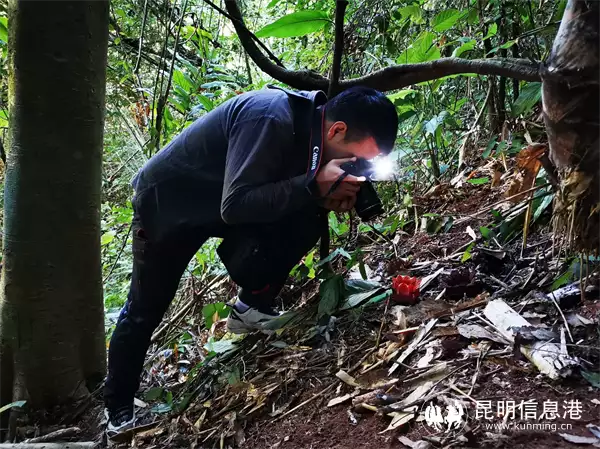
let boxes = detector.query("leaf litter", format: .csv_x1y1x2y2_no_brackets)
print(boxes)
102,181,600,449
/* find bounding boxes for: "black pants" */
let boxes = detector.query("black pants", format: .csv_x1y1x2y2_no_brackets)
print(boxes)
104,207,324,411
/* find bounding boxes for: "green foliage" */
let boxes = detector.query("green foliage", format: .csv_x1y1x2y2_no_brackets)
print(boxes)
0,17,7,44
511,82,542,117
432,9,467,33
201,302,231,329
397,32,441,64
317,274,344,320
256,11,330,38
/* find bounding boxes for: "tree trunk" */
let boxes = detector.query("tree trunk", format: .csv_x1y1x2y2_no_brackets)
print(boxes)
542,0,599,253
0,0,109,417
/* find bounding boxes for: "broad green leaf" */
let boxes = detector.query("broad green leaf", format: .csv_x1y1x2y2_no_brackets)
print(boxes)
205,338,236,354
0,400,25,415
364,290,392,306
483,23,497,41
267,0,282,7
480,226,496,240
172,70,192,92
387,89,417,102
397,32,441,64
317,274,344,319
144,387,164,401
399,5,424,24
201,302,230,328
452,39,476,57
432,9,467,33
0,17,8,43
467,9,479,25
151,403,172,414
467,177,489,185
486,39,518,56
551,269,574,291
582,370,600,388
101,231,116,246
196,95,214,112
256,10,329,38
511,82,542,117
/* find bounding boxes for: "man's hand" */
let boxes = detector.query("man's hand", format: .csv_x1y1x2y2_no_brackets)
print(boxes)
316,157,365,200
322,196,357,213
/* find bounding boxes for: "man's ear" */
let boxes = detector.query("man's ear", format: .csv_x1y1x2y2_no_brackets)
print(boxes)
326,121,347,141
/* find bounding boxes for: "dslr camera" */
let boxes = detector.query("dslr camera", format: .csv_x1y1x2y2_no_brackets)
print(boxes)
339,158,383,222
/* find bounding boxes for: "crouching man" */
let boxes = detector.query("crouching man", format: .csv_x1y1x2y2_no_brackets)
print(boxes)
104,86,398,436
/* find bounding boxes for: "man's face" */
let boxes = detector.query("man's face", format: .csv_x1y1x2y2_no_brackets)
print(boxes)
323,121,383,161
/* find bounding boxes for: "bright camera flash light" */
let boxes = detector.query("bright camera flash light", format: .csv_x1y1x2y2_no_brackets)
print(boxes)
372,155,394,180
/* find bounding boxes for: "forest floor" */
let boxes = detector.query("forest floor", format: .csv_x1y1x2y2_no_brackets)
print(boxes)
20,170,600,449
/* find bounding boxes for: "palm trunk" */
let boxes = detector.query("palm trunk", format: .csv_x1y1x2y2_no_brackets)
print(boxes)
0,0,109,415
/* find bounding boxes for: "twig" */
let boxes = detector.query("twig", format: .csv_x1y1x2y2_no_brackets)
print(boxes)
103,223,133,284
273,382,337,422
0,445,94,449
454,183,552,225
376,300,389,348
22,427,81,444
328,1,348,97
150,274,227,342
547,291,574,343
134,0,150,74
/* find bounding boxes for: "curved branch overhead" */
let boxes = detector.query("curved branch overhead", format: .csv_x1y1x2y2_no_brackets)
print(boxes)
224,0,541,93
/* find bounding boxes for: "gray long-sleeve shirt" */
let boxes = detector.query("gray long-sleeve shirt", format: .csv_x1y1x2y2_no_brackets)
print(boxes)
131,87,326,239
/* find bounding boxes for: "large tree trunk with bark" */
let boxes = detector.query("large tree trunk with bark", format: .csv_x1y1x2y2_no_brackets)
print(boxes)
0,0,109,422
542,0,599,253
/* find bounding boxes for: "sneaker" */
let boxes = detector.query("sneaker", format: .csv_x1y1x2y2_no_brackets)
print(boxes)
105,404,136,439
226,306,279,334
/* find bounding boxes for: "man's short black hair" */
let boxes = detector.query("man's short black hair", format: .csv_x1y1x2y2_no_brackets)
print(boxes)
325,86,398,153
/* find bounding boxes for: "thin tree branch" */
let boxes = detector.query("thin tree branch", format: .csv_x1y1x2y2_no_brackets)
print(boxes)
134,0,150,74
205,0,284,67
225,1,541,92
328,1,348,98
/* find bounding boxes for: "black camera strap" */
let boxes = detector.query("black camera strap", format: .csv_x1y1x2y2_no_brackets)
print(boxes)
305,105,326,185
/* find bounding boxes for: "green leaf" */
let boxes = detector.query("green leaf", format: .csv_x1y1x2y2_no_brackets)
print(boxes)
462,242,475,263
551,270,574,291
432,9,467,32
364,290,392,306
201,302,230,328
0,400,25,415
144,387,164,401
387,89,417,102
533,191,554,223
398,5,424,24
151,403,172,414
0,17,7,44
196,95,214,112
467,177,489,185
483,23,497,40
479,226,496,240
317,274,344,319
204,337,236,354
397,32,441,64
0,110,8,128
101,231,116,246
582,370,600,388
486,39,519,56
267,0,282,7
452,39,476,57
511,82,542,118
256,10,329,38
